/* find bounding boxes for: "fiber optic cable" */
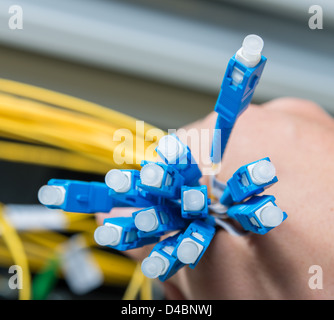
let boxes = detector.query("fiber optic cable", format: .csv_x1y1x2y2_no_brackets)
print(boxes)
0,97,161,168
0,204,31,300
0,78,166,140
140,276,153,300
0,140,111,174
210,35,266,165
122,262,147,300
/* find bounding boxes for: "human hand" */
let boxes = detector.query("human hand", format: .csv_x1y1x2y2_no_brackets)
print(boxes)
98,97,334,300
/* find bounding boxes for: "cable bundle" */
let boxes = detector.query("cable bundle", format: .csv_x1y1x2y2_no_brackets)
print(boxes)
0,78,165,174
0,78,164,300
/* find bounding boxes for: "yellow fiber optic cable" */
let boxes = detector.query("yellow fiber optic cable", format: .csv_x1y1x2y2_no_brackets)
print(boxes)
122,262,146,300
0,205,136,287
0,92,151,150
0,110,120,153
140,276,153,300
64,211,94,223
0,130,41,145
0,140,112,174
0,78,168,297
0,78,166,139
0,115,138,168
0,110,151,168
0,93,162,160
0,246,45,271
0,204,31,300
21,231,136,284
0,97,161,166
0,245,130,285
0,80,166,173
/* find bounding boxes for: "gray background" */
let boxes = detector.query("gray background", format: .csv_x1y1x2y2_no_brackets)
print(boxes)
0,0,333,131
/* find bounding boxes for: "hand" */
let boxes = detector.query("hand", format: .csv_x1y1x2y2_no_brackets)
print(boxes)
98,97,334,299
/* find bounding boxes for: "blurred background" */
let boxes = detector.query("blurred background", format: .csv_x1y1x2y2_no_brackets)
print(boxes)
0,0,333,300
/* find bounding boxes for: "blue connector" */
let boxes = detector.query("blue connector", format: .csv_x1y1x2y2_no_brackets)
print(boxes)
172,217,216,269
227,195,287,235
156,134,202,186
105,169,157,207
181,185,210,219
141,233,185,282
36,34,289,283
132,204,187,238
211,35,267,164
137,161,185,199
94,217,160,251
37,179,117,213
220,157,278,206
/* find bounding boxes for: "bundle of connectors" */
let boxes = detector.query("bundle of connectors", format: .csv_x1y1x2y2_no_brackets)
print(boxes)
37,34,287,282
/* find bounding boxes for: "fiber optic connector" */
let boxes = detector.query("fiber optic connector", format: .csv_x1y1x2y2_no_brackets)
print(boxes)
211,34,267,164
156,134,202,186
133,204,187,238
105,169,158,207
137,161,185,199
181,185,210,219
141,233,185,281
220,157,278,206
38,179,116,213
173,217,216,268
226,195,287,234
36,34,288,283
94,216,160,251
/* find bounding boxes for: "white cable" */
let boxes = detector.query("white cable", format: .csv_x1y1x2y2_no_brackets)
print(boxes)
214,217,248,237
209,202,229,215
209,175,227,200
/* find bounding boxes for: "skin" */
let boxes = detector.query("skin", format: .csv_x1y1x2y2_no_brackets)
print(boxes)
98,97,334,300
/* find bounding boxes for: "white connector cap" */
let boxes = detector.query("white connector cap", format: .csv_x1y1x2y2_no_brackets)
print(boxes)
94,225,120,246
183,189,205,212
250,160,276,185
157,135,183,163
259,206,284,228
105,169,131,193
242,35,264,60
140,163,165,188
177,240,201,264
134,209,158,232
141,256,166,279
236,34,264,67
38,185,66,206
